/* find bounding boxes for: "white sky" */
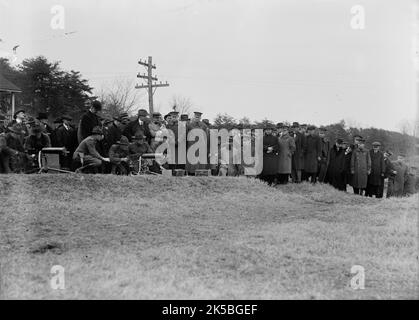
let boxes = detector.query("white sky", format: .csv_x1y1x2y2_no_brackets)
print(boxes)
0,0,417,131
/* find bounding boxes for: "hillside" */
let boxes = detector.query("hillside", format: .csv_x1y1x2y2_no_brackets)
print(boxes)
0,175,417,299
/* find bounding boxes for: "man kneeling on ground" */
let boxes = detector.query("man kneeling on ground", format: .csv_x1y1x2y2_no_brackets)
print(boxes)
109,135,130,175
129,132,153,173
73,126,110,173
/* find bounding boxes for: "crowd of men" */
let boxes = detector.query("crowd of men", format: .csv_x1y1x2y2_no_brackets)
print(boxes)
0,101,417,198
260,123,417,198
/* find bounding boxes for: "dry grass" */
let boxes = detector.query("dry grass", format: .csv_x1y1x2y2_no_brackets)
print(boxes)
0,175,417,299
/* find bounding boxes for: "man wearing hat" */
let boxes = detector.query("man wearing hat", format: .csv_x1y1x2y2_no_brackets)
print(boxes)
37,112,53,135
325,138,347,191
185,111,209,175
277,125,296,184
10,109,28,144
166,111,184,170
108,135,130,175
260,125,279,185
0,124,31,173
12,109,26,124
180,114,190,123
148,112,166,151
77,100,103,143
383,150,396,198
50,117,62,147
350,138,371,195
317,127,330,183
352,134,363,149
73,126,110,173
365,142,385,198
55,115,78,170
303,125,322,183
291,122,305,183
104,114,127,153
24,124,51,157
123,109,151,143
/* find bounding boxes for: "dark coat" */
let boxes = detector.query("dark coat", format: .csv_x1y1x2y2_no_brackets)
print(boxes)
277,134,296,174
344,150,353,186
77,111,101,143
55,124,78,154
104,123,123,153
351,148,371,189
292,132,305,170
24,134,51,155
109,144,129,164
185,121,209,173
404,173,417,196
262,134,279,175
303,134,321,173
326,145,346,190
368,150,385,186
128,141,153,157
384,158,396,179
123,118,151,143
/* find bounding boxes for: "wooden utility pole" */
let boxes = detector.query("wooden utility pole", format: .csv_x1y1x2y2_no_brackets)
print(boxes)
136,56,169,114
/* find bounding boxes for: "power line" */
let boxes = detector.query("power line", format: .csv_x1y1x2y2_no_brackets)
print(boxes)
135,56,169,114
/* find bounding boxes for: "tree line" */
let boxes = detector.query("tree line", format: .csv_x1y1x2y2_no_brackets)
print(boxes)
1,56,417,158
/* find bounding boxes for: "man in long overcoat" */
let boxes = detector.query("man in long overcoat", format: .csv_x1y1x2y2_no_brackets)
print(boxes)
185,112,209,175
303,126,321,183
291,122,305,183
55,115,78,170
261,126,279,185
326,138,346,191
350,139,371,195
123,109,151,143
277,126,296,184
77,101,102,143
317,127,330,183
365,142,385,198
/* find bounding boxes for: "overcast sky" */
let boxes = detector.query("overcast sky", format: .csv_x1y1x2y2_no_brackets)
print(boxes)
0,0,417,131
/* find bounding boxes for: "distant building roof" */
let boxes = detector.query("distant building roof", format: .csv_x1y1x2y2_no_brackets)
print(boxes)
0,73,21,93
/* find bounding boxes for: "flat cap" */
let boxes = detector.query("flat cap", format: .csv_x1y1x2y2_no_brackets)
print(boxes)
372,142,381,146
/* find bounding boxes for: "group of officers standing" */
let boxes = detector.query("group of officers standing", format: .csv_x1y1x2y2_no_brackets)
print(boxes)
261,122,417,198
0,102,417,198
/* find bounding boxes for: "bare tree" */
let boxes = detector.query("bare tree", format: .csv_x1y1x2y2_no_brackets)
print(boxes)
97,79,145,118
170,94,193,115
397,119,415,136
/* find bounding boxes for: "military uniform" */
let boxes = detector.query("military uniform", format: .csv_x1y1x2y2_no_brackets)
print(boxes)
109,136,130,175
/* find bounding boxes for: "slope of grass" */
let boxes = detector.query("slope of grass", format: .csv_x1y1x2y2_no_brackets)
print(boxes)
0,175,417,299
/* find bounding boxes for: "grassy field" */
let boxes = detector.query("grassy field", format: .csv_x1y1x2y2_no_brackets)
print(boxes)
0,175,417,299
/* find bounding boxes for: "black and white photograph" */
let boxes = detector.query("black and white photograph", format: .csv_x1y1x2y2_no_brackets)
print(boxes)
0,0,418,306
